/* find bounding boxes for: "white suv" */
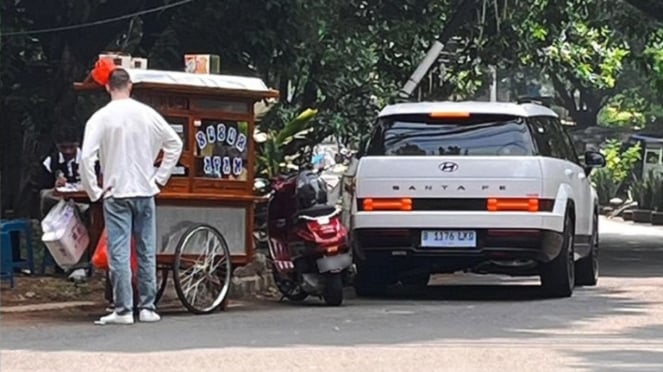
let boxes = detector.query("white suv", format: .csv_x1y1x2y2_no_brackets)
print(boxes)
351,101,606,298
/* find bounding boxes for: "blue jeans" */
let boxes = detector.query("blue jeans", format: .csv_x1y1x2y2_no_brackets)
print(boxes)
103,197,157,314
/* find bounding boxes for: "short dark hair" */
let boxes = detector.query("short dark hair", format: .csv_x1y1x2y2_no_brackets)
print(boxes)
108,68,131,91
54,126,80,144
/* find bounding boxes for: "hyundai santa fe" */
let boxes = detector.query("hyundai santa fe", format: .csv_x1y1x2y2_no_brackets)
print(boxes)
351,101,606,298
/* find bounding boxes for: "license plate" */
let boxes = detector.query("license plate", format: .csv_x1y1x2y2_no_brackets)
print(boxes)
421,230,477,248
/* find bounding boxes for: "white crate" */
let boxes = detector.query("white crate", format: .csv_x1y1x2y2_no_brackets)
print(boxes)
98,53,132,69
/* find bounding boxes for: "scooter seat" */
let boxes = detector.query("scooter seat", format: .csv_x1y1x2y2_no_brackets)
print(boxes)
295,205,338,220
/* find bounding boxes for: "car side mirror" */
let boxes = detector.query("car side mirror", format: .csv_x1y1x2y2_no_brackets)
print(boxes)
584,151,606,175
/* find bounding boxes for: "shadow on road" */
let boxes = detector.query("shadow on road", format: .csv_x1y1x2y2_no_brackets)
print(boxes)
358,283,546,302
570,350,663,372
0,279,651,353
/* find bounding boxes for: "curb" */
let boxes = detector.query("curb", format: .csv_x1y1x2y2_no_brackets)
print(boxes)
0,274,274,314
0,301,97,313
0,255,276,313
229,273,275,299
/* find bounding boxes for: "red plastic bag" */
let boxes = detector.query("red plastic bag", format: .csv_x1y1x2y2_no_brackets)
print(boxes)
92,228,138,272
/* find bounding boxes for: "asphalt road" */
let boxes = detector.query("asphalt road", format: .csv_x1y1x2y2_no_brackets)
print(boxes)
2,217,663,372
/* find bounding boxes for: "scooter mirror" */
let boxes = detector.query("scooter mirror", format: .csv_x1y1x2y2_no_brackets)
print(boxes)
253,130,268,143
254,178,271,191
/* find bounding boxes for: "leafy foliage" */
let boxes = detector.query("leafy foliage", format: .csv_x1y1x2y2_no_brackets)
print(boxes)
256,108,318,178
629,177,648,209
1,0,177,216
489,0,637,126
593,140,641,205
592,168,620,206
603,140,642,183
630,170,661,210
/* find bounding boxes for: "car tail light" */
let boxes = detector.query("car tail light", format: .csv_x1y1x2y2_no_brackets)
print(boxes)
487,198,539,212
362,198,412,211
429,112,470,119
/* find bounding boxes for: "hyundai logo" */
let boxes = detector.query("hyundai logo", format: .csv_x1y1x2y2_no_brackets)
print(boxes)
439,162,459,172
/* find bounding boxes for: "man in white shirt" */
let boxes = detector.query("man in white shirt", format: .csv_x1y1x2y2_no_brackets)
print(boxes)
80,68,183,325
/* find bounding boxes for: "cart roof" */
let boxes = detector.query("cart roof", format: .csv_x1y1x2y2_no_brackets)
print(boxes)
74,68,279,100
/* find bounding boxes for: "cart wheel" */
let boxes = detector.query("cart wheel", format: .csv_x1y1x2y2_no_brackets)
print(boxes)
172,224,232,314
154,268,169,305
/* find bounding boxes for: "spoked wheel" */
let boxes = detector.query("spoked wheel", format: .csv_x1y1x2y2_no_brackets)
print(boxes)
173,224,232,314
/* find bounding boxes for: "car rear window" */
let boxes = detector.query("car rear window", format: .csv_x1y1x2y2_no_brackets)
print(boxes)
366,114,536,156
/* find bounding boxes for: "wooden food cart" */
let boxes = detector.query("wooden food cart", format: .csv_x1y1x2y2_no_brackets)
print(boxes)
73,68,279,314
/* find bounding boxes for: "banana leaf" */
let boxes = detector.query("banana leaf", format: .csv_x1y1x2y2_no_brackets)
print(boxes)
256,108,318,178
274,108,318,145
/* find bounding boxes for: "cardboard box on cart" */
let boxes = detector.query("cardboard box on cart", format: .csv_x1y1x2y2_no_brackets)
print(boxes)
184,54,220,74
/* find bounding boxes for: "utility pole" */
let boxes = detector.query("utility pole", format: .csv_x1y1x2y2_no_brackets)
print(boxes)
490,65,497,102
398,0,479,99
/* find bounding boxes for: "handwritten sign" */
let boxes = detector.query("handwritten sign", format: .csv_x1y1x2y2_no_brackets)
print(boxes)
197,120,249,181
217,124,226,143
196,131,207,150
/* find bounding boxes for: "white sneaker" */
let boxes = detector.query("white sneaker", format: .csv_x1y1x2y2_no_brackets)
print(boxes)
94,312,134,325
139,309,161,323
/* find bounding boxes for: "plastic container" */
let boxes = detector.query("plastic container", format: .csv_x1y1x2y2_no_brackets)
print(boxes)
41,200,89,270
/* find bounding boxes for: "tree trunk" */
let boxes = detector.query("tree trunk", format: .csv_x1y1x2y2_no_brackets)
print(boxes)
550,74,606,129
569,109,599,129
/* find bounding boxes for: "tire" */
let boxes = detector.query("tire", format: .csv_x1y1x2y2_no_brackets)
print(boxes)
322,273,344,306
540,212,575,298
272,263,309,302
173,224,232,314
353,262,395,297
575,214,599,286
154,268,169,305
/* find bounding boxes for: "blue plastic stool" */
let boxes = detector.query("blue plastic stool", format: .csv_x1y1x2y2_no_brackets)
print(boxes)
0,219,35,276
0,232,14,288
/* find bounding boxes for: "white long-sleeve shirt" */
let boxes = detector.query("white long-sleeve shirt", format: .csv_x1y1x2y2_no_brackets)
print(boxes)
80,98,183,202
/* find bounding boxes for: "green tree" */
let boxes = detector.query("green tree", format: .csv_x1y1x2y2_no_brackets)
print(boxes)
0,0,179,216
3,0,663,219
475,0,637,127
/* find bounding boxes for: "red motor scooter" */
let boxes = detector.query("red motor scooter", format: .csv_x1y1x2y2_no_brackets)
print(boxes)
258,169,352,306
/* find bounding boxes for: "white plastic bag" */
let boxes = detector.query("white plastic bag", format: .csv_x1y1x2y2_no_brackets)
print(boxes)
41,199,90,270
